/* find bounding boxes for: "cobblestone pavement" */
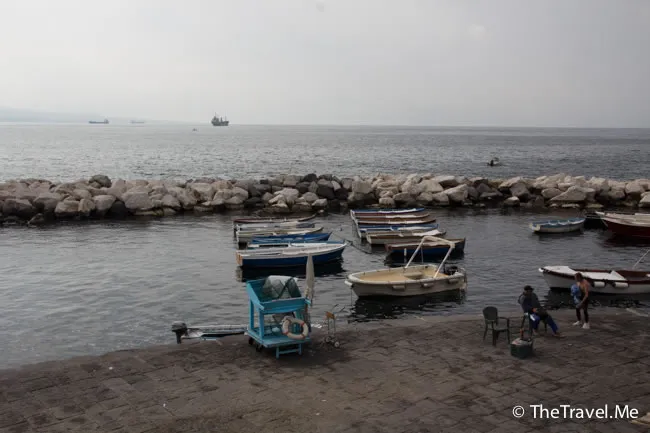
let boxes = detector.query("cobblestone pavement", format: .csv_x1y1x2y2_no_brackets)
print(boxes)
1,308,649,432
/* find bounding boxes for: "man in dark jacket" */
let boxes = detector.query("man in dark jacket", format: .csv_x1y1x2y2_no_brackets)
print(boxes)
519,285,560,336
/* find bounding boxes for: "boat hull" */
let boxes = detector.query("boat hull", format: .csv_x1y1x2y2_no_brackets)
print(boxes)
386,239,466,260
366,229,447,245
602,218,650,239
232,214,316,225
355,216,437,226
346,264,467,297
530,218,585,234
539,266,650,295
237,245,346,268
350,208,424,216
236,227,324,243
249,233,331,244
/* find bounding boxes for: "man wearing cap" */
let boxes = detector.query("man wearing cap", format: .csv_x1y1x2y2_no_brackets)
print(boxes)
519,285,561,337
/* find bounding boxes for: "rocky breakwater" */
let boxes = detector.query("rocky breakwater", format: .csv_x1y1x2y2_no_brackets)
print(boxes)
1,173,650,227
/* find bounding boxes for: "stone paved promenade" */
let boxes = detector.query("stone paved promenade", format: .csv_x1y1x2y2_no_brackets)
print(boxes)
1,309,649,433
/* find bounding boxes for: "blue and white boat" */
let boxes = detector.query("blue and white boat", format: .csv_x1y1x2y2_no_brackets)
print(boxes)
529,217,586,234
350,207,425,216
249,232,331,245
236,242,347,268
247,241,342,250
236,227,324,244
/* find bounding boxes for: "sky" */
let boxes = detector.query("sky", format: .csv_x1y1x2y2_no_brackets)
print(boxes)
1,0,649,127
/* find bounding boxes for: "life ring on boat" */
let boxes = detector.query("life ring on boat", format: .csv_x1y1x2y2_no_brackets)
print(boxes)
281,316,309,340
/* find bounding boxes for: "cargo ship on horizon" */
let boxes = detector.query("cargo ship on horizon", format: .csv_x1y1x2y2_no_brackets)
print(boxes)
89,118,109,124
211,114,229,126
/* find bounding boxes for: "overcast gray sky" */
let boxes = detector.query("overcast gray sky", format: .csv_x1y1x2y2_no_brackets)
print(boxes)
1,0,649,127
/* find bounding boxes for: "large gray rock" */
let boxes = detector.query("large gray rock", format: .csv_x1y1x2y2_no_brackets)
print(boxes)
254,183,272,195
301,192,319,204
93,195,116,215
341,178,354,191
188,183,215,202
2,198,36,220
169,187,197,209
549,186,589,203
499,177,523,191
295,182,311,194
55,199,80,218
78,198,95,217
431,192,450,206
606,188,626,202
72,189,92,201
312,198,328,209
509,182,530,200
639,192,650,208
161,194,181,210
378,197,396,208
541,188,562,199
444,184,468,203
244,197,262,208
230,186,249,201
124,192,154,212
225,196,245,210
393,192,414,204
316,184,336,200
277,188,300,205
261,192,274,203
479,191,503,201
90,175,112,188
503,196,520,207
419,180,443,194
351,180,373,194
625,181,644,199
302,173,318,183
433,175,459,188
416,192,434,205
33,192,63,213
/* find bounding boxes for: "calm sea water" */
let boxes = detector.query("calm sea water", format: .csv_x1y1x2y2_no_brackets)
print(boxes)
1,125,650,368
0,124,649,182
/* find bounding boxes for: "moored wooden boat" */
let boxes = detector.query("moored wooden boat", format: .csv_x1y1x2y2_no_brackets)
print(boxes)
249,232,331,245
600,216,650,239
232,214,317,225
345,236,467,297
529,217,585,234
385,238,466,260
234,221,316,231
350,208,425,217
539,264,650,295
356,224,439,239
236,227,324,244
366,229,447,245
355,215,437,226
236,242,347,268
352,211,431,221
246,241,341,250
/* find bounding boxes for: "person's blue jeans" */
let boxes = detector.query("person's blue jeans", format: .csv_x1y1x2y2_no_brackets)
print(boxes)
530,313,559,333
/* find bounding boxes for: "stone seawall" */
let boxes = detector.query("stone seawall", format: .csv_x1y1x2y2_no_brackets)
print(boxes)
1,173,650,226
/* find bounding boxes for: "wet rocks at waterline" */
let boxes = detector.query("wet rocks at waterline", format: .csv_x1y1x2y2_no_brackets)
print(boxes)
1,173,649,226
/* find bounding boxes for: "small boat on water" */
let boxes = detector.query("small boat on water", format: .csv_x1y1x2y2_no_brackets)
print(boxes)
350,208,425,217
234,221,316,231
366,229,447,245
236,227,324,244
539,250,650,295
597,213,650,239
357,224,439,238
249,232,331,245
385,238,466,261
345,236,467,297
352,210,431,221
529,217,586,234
236,242,347,268
232,214,317,225
246,241,341,250
355,215,437,226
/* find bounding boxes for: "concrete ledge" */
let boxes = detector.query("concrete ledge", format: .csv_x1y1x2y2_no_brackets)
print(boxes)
0,309,648,432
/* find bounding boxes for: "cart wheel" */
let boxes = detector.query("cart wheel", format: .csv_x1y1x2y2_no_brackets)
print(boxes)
334,341,340,348
248,337,254,345
255,343,264,352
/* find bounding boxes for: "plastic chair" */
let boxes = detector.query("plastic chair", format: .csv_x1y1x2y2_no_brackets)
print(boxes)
482,306,511,346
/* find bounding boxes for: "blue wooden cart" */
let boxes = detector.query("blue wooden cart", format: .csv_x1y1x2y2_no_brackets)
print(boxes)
245,275,311,358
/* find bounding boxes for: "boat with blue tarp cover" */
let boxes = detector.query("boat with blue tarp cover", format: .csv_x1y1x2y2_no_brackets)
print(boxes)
529,217,586,234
